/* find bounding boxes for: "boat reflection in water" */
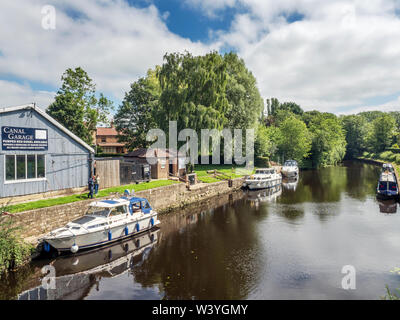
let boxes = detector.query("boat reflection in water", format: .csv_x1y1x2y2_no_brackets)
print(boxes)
282,177,299,192
377,199,398,214
18,229,160,300
245,184,282,208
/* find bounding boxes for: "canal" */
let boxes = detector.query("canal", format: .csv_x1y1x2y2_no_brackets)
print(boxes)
2,161,400,300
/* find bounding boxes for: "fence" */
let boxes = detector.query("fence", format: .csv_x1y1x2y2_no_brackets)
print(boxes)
95,159,120,188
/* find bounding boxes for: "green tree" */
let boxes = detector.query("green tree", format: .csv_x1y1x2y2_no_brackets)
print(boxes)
255,125,277,159
156,51,229,134
367,114,396,152
277,115,312,163
308,113,347,166
114,69,160,150
47,67,113,145
341,115,368,158
224,52,264,129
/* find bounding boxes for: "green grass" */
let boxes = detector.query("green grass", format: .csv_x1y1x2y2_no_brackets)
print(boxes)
5,180,180,214
194,164,250,183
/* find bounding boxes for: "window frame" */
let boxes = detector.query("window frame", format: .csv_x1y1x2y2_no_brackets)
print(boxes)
4,154,46,184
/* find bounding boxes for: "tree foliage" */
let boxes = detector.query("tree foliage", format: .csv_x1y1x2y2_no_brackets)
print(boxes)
114,69,160,150
46,67,114,145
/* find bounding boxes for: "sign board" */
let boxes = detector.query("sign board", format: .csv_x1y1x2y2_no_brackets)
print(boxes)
1,126,48,151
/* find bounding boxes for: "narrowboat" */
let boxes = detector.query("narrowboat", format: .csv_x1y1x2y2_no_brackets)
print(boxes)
376,163,399,200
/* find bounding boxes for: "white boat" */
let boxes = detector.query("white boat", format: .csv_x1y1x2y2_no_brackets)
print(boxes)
41,193,160,254
242,168,282,190
281,160,299,177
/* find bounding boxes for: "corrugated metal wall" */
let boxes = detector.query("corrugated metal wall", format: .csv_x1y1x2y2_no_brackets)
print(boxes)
0,109,91,198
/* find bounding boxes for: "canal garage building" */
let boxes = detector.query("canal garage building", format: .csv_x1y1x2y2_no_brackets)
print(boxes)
0,104,94,199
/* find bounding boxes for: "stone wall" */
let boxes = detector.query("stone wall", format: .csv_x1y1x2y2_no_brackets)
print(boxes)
13,177,244,243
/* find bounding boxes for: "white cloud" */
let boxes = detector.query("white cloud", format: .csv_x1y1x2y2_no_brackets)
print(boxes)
2,0,400,114
193,0,400,112
183,0,239,17
0,80,54,109
0,0,216,107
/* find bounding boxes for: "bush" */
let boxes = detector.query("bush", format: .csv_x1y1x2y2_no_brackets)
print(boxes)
0,206,33,274
255,156,270,167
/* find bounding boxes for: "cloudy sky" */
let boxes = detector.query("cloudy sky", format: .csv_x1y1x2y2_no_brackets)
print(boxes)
1,0,400,114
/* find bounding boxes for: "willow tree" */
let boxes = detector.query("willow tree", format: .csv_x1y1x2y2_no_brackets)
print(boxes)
155,51,229,134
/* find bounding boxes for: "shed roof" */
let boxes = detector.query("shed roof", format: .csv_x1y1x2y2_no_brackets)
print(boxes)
0,103,95,153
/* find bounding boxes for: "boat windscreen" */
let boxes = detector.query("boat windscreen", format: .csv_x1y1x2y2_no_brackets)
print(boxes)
85,206,110,218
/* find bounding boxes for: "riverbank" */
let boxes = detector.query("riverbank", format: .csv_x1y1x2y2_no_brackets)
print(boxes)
357,153,400,176
11,177,245,245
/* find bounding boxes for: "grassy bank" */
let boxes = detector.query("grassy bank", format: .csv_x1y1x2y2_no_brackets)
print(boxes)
5,180,180,214
358,151,400,175
194,165,249,183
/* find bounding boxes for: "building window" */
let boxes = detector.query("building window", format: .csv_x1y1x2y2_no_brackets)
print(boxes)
5,155,15,181
5,154,46,182
160,159,166,169
101,137,106,142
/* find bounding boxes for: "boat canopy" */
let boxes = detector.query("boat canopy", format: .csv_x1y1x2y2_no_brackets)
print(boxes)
127,197,152,214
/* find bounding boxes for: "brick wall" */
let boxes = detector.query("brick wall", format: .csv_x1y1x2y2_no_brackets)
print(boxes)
13,177,244,242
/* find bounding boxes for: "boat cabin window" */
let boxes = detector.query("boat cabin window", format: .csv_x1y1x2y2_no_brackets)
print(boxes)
141,200,150,209
109,205,127,216
86,206,109,218
131,201,141,213
389,182,397,191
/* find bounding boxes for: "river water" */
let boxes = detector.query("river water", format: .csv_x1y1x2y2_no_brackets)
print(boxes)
2,161,400,300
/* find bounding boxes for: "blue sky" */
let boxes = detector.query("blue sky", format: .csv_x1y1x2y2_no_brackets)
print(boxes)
1,0,400,114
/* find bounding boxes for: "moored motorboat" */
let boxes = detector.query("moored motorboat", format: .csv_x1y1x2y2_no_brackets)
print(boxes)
242,168,282,190
41,192,160,254
376,163,399,200
281,160,299,177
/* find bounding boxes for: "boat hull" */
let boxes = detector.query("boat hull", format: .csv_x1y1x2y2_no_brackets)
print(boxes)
44,213,159,253
243,178,282,190
376,192,399,200
281,169,298,177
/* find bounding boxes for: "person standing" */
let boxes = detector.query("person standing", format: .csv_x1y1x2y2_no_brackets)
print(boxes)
88,176,94,199
94,174,100,195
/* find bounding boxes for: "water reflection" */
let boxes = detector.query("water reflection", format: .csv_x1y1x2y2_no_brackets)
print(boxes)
17,230,159,300
282,177,299,192
245,185,282,207
377,199,398,214
3,162,400,300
